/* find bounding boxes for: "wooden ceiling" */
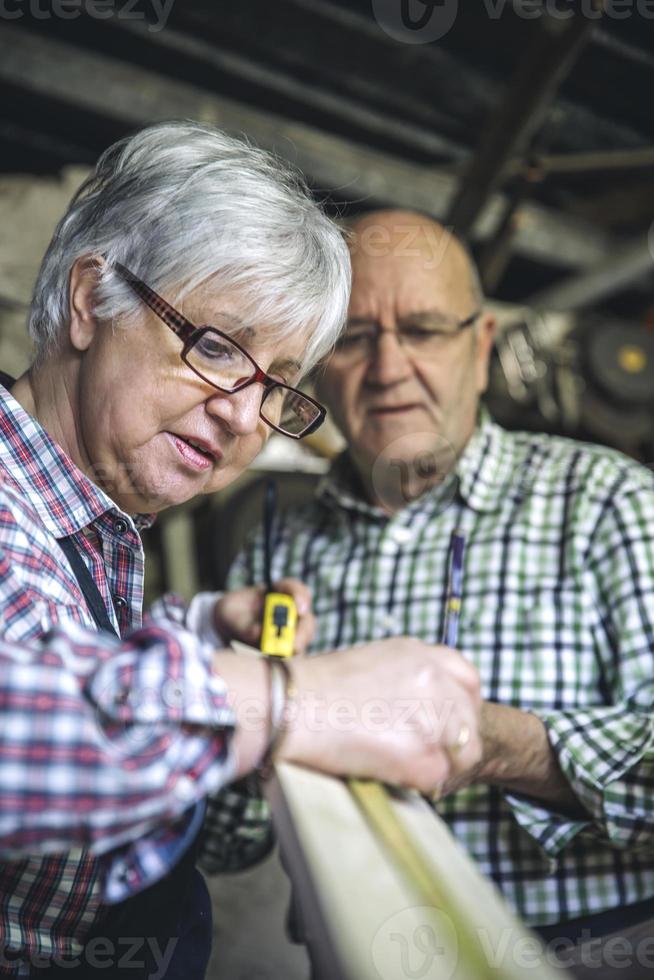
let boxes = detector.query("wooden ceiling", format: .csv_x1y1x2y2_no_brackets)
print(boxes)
1,0,653,313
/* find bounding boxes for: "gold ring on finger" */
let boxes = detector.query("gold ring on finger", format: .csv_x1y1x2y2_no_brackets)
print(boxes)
449,722,470,752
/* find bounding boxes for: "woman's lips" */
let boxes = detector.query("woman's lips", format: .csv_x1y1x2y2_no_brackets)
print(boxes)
166,432,217,471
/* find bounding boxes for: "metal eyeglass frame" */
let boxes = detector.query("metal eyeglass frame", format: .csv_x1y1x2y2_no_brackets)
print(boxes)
338,309,481,351
111,261,326,440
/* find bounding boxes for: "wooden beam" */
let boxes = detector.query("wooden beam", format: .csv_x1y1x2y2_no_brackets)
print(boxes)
529,236,653,311
178,0,646,161
0,24,615,271
507,147,654,178
108,19,462,163
175,0,486,147
445,9,600,235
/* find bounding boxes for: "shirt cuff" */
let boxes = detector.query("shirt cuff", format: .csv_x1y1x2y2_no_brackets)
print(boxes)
539,707,654,847
103,799,209,903
505,707,654,857
503,792,593,859
186,591,226,648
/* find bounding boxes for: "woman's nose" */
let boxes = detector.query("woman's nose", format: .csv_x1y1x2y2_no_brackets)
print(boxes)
205,383,263,436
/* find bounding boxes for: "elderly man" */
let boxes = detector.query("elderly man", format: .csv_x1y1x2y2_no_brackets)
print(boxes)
0,141,482,979
229,209,654,978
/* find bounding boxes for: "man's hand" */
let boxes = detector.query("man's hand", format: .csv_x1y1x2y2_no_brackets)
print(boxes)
436,700,588,817
214,580,316,654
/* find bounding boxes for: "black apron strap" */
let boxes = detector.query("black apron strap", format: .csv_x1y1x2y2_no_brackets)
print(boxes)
57,536,119,637
50,537,211,978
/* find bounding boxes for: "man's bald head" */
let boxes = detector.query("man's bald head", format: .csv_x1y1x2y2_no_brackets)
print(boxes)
343,210,483,313
317,207,496,513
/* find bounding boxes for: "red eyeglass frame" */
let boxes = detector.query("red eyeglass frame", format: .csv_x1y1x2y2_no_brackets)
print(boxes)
111,261,326,439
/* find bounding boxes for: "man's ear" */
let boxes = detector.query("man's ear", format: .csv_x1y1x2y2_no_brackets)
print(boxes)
69,256,102,353
474,311,496,396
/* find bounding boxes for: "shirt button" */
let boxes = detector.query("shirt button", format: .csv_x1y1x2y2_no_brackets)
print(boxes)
113,518,128,535
113,595,128,611
390,526,412,545
381,614,397,631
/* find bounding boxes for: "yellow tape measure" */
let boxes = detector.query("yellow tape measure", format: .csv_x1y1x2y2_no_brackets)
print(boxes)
348,778,497,980
261,592,297,657
260,479,298,658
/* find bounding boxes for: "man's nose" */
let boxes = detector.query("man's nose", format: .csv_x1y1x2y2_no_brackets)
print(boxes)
205,383,262,435
366,329,413,386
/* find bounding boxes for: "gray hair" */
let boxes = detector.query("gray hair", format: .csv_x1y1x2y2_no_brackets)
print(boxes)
28,120,351,373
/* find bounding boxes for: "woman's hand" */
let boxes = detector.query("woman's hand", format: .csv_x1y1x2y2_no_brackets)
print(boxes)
214,580,316,654
278,638,482,794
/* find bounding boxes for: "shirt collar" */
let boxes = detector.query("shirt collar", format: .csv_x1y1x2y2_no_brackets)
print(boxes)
319,407,516,517
0,384,153,537
455,408,518,513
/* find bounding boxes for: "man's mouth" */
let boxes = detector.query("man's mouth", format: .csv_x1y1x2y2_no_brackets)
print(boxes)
368,403,422,415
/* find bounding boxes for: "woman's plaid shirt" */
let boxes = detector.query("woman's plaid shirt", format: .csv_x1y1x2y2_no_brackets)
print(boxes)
229,412,654,927
0,385,237,972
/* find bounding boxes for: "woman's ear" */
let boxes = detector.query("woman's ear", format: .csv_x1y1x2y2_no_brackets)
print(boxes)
69,256,102,353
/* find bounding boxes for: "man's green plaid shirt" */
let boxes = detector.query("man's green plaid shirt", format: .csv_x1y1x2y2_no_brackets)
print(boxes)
225,411,654,927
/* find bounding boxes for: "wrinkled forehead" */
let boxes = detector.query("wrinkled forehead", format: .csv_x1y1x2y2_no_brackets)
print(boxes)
175,280,309,375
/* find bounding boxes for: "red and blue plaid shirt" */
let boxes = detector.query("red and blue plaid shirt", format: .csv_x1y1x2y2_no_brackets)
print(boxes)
0,383,237,973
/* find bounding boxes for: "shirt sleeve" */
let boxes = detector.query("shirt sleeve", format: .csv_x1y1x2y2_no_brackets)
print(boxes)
506,476,654,857
149,586,274,873
151,589,226,648
0,616,238,863
192,536,276,873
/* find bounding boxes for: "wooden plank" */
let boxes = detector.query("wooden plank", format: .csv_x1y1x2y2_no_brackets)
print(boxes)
268,763,572,980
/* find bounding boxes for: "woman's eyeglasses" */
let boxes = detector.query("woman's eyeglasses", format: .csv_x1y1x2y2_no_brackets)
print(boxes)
112,262,326,440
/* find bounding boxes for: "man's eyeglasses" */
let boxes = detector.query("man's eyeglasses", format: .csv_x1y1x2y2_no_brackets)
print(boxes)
333,310,480,361
112,262,326,439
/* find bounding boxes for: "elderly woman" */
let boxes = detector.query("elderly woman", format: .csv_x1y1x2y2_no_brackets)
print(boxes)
0,121,481,978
